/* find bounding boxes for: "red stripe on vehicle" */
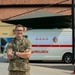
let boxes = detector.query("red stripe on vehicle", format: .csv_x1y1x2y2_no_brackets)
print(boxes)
32,44,72,47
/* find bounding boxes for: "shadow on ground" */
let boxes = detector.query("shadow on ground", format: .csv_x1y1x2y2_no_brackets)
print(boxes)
30,61,74,71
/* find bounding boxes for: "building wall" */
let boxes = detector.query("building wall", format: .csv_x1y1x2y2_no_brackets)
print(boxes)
0,21,15,36
0,27,15,37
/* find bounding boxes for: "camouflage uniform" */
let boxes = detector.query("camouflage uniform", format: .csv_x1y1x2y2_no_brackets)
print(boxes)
6,37,32,75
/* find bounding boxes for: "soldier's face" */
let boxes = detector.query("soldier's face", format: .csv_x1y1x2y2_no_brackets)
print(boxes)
15,27,24,38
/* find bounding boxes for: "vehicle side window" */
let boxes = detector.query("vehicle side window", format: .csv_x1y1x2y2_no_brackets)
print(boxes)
23,35,28,38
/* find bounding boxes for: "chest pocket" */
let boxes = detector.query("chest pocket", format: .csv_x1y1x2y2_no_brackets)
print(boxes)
12,44,18,52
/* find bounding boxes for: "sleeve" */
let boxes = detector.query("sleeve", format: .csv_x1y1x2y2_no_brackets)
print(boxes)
6,42,12,52
6,41,18,60
25,38,32,51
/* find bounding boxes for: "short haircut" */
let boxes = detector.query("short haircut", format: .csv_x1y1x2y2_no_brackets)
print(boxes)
15,24,25,31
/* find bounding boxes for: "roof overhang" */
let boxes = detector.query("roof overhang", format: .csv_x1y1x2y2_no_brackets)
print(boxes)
2,11,72,28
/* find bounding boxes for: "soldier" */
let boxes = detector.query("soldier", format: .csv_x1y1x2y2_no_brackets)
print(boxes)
6,24,32,75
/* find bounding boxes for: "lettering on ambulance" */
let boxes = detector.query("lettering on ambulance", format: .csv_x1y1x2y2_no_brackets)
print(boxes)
32,50,48,53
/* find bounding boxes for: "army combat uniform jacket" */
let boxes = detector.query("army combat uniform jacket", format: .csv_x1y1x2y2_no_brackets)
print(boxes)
6,37,32,72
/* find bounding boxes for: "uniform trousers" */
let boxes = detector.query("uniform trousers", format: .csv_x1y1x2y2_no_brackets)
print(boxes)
9,71,30,75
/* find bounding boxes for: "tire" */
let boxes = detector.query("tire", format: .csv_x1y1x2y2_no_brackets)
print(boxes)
63,53,72,63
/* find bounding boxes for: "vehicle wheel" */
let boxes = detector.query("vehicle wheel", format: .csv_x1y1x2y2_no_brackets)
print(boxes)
63,53,72,63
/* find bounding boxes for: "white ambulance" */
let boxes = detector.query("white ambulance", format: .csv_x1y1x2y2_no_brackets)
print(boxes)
3,28,73,63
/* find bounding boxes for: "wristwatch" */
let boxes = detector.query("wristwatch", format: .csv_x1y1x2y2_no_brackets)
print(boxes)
13,52,17,56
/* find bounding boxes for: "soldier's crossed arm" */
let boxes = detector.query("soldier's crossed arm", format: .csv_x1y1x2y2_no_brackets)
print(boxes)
14,50,32,59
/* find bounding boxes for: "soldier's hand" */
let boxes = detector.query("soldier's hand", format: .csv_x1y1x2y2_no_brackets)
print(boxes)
7,53,13,60
7,49,13,60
